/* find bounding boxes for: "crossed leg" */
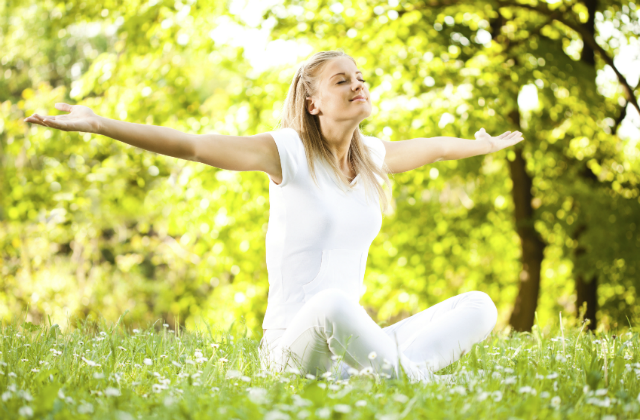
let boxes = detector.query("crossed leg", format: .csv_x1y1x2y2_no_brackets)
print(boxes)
259,288,498,381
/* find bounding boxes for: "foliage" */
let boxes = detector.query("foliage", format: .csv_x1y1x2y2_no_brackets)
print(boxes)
1,0,639,337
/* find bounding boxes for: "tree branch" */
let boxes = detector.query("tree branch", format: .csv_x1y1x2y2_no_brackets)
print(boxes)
496,0,640,116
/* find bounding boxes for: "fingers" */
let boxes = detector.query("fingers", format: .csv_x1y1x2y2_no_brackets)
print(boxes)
25,114,49,126
55,103,73,112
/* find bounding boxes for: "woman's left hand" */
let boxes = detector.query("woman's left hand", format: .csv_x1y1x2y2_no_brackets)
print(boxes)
474,128,524,153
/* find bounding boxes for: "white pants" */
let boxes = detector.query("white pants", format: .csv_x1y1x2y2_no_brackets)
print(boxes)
259,288,498,381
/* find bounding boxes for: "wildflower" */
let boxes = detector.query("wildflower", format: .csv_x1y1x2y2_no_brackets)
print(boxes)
18,406,33,417
546,372,558,379
226,370,241,379
194,351,203,358
118,346,127,351
347,368,359,376
81,357,101,367
93,373,105,379
551,396,561,408
331,355,340,361
21,359,28,362
163,324,169,328
211,343,220,349
451,386,466,396
77,403,93,414
540,391,550,398
368,351,377,360
171,361,181,368
218,357,228,363
595,388,607,396
159,355,168,358
305,374,316,380
321,371,333,378
31,368,39,373
2,392,11,401
99,332,107,336
104,387,121,397
334,404,351,413
359,367,374,376
144,358,152,366
134,364,141,368
492,391,503,402
355,400,367,407
8,372,17,377
133,329,140,334
476,392,489,402
285,367,301,375
240,376,251,383
152,384,167,393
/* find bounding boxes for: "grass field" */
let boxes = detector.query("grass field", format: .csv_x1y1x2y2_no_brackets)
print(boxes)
0,315,638,420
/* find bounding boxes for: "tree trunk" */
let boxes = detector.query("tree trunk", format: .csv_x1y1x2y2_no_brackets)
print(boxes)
506,109,547,332
573,0,599,331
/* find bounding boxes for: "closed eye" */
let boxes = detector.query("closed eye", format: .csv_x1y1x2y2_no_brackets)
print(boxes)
338,80,366,84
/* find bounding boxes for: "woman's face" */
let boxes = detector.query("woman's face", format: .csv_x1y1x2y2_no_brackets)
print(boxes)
307,57,371,123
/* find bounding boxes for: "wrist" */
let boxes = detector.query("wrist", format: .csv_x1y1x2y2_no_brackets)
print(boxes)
482,138,494,155
93,115,108,135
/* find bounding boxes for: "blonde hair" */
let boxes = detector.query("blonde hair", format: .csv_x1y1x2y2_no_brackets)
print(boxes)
274,50,393,214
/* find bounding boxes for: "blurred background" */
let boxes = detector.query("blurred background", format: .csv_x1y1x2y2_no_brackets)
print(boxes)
1,0,639,338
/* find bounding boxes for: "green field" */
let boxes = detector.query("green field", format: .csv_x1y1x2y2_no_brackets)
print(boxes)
1,316,637,420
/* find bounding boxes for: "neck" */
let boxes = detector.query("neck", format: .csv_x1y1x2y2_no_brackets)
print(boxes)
318,119,358,170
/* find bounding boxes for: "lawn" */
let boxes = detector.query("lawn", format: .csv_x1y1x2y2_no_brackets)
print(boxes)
0,315,638,419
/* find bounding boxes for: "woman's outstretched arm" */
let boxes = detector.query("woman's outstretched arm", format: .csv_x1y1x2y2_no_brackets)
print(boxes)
24,103,281,175
381,128,524,174
26,103,197,161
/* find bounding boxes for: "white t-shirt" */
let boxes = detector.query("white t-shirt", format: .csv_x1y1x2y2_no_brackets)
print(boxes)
262,127,387,329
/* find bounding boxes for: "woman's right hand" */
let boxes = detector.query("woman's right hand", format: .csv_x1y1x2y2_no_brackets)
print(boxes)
24,103,101,134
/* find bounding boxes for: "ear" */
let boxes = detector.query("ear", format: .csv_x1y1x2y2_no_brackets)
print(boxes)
306,96,319,115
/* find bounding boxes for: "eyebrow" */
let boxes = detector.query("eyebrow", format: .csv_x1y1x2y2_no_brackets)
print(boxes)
330,71,363,79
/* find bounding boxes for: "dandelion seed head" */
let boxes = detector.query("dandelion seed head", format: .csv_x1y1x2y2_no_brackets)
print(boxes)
144,358,153,366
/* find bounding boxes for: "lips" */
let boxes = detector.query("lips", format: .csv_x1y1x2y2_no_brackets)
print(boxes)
350,96,366,101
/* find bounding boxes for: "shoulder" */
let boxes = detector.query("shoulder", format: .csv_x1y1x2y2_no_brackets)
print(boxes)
266,127,304,154
361,134,387,157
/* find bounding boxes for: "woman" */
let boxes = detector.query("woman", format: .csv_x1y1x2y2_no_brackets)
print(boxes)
25,50,523,383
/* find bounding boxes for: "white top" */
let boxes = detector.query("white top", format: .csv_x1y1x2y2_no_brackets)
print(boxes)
262,127,387,329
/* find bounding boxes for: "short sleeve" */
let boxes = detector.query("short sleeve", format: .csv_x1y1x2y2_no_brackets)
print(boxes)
362,135,387,169
267,127,303,188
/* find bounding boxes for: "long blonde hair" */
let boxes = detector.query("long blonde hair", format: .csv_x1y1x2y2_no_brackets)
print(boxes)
273,50,393,214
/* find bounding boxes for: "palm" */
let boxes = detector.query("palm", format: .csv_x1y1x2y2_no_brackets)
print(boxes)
24,103,100,133
474,128,524,153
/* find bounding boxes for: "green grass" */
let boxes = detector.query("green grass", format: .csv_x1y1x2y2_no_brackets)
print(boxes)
0,315,638,420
